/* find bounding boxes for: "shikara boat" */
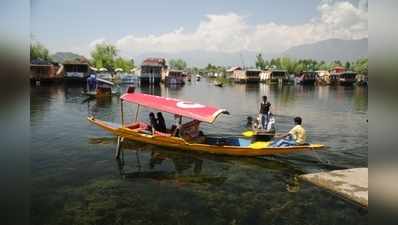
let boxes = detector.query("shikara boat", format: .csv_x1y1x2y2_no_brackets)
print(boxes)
88,88,325,157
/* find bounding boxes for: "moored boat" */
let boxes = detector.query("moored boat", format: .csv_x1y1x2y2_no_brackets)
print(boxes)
88,88,325,157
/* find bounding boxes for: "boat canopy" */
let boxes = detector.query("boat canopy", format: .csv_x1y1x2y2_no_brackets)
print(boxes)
96,78,114,86
121,92,229,123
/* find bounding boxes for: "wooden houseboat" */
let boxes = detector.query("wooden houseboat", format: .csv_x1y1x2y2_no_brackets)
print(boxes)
330,67,357,86
140,58,168,85
30,60,63,82
233,69,261,83
296,71,316,85
63,62,90,81
315,70,332,85
165,70,185,85
260,69,289,84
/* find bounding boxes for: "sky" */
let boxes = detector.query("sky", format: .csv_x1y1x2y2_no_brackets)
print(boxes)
31,0,368,58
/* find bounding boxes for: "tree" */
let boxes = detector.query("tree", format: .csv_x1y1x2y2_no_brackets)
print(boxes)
255,54,267,70
169,58,187,70
353,58,368,75
114,57,134,72
90,43,118,71
30,42,50,61
345,61,351,70
280,57,297,74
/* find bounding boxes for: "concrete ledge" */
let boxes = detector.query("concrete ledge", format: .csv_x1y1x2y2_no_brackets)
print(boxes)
300,168,368,207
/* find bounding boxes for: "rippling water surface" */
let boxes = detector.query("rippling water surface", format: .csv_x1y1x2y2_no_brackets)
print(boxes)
31,80,368,225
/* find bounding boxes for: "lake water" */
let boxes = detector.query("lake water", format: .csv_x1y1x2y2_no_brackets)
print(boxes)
31,79,368,225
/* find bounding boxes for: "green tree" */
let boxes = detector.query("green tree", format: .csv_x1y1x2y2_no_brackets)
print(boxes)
114,57,134,72
280,57,297,74
30,42,50,61
169,58,187,70
345,61,351,70
91,43,118,71
255,53,267,70
353,58,368,75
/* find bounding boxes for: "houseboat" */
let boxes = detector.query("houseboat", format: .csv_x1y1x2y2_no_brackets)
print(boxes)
30,60,63,82
315,70,332,85
140,58,168,85
232,69,261,83
63,62,90,81
330,67,357,86
356,74,368,86
83,75,120,97
165,70,185,85
260,69,289,84
296,71,316,85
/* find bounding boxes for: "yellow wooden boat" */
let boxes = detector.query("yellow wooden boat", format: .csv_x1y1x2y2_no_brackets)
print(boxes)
88,87,325,157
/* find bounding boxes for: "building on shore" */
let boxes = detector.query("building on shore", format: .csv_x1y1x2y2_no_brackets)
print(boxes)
140,58,168,85
260,69,289,84
165,70,185,85
30,60,63,82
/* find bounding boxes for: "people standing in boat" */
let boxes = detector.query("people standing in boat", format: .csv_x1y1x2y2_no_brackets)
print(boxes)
272,116,306,147
259,95,271,129
156,112,167,133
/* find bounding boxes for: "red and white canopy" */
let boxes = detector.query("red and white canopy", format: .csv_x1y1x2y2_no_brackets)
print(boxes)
121,92,229,123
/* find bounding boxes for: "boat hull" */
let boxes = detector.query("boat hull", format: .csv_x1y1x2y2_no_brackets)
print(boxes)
88,117,324,157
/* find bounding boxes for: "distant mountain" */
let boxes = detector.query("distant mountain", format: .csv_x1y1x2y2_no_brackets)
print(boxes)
281,38,368,62
131,38,367,67
51,52,85,63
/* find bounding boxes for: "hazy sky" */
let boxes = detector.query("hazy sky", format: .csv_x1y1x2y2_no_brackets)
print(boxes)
31,0,368,57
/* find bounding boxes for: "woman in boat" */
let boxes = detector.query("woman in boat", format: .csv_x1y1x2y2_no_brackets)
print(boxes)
156,112,167,133
149,112,159,134
272,116,306,147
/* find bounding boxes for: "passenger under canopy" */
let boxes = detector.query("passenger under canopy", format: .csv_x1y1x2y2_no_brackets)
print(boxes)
120,92,229,123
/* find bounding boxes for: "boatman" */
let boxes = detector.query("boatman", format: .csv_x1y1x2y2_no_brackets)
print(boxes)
272,116,306,147
259,95,271,129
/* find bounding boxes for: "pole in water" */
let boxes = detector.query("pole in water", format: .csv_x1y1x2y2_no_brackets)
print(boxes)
115,136,124,159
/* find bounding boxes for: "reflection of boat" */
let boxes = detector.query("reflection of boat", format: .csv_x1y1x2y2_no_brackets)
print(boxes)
120,73,139,84
214,81,223,87
88,88,325,156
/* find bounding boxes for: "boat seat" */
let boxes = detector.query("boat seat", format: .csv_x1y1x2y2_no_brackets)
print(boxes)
154,131,171,137
180,120,201,140
126,122,149,131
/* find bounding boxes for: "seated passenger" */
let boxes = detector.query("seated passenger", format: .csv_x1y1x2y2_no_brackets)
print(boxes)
171,114,182,137
264,112,276,133
272,117,306,147
149,112,159,134
156,112,167,133
246,116,253,129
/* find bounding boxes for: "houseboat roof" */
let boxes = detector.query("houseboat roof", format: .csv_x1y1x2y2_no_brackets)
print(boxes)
120,92,229,123
142,58,167,67
226,66,242,72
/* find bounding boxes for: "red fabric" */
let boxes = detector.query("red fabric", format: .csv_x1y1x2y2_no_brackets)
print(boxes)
121,92,227,123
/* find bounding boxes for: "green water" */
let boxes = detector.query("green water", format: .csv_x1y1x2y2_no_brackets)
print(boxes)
31,80,367,225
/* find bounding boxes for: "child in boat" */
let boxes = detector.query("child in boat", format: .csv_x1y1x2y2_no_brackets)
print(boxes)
156,112,167,133
246,116,253,129
272,116,306,147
